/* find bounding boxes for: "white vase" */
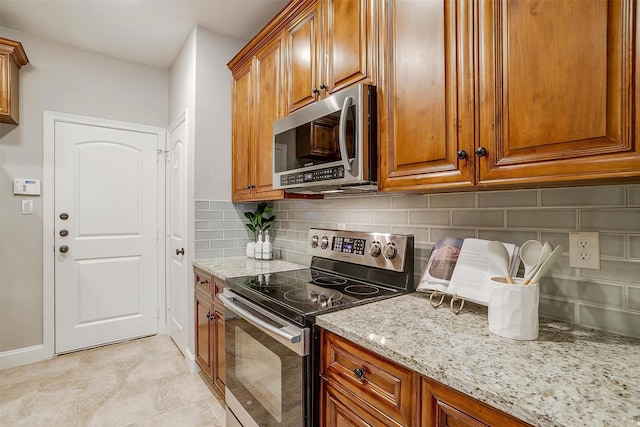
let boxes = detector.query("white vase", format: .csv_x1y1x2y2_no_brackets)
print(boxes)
246,241,256,258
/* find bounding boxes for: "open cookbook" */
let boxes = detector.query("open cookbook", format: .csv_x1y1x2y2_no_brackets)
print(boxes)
417,237,520,305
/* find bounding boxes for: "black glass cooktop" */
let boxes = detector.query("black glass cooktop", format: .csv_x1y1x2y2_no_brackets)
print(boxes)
224,268,401,326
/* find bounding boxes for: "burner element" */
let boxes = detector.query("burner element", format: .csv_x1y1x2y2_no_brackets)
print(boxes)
344,284,380,296
248,274,297,287
313,276,348,286
284,289,343,308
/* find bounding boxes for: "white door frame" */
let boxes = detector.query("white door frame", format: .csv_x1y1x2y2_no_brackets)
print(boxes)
43,110,167,358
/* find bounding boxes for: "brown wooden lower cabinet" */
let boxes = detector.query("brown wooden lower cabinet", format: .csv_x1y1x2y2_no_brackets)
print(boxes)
194,267,225,397
421,377,531,427
320,329,532,427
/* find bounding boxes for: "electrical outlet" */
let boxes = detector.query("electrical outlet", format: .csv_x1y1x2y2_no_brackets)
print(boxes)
569,231,600,269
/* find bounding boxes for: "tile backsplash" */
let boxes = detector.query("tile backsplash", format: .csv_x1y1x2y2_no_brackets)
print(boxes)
195,184,640,339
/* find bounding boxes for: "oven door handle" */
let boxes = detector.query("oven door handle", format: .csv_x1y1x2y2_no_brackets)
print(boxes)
339,95,353,172
219,293,302,344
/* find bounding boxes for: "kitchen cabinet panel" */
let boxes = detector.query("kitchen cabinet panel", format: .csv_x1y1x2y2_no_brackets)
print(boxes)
0,37,28,125
476,0,640,186
285,0,376,113
379,0,638,193
378,0,475,192
421,376,530,427
231,62,254,201
286,2,322,112
194,268,225,396
231,36,286,202
321,330,418,426
324,0,377,94
195,289,214,382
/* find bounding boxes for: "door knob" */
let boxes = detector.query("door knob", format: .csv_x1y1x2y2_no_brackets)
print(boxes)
59,212,69,220
59,245,69,253
59,229,69,237
176,248,184,255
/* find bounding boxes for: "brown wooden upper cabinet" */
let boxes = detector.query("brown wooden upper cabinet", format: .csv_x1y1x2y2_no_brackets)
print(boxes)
285,0,377,113
0,37,29,125
378,0,476,192
379,0,639,193
231,36,286,202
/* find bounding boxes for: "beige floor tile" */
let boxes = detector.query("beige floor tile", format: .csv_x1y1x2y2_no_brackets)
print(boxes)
76,380,167,427
0,335,226,426
8,402,79,427
114,350,188,386
155,372,216,412
128,399,224,427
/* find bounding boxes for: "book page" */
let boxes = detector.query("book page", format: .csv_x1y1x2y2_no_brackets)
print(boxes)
416,237,464,293
446,239,519,305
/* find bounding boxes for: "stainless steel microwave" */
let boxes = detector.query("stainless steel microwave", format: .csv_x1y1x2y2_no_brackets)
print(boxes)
272,84,377,193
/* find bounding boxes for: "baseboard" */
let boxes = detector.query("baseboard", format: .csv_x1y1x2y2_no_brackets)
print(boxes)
0,345,47,370
184,347,198,374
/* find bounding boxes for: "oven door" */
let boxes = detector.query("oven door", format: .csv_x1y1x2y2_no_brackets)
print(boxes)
220,290,309,427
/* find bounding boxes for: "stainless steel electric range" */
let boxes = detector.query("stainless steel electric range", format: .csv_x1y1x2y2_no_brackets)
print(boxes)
221,228,415,427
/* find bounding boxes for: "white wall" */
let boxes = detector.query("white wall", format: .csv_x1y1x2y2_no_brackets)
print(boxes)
0,26,169,353
168,25,244,361
194,27,244,201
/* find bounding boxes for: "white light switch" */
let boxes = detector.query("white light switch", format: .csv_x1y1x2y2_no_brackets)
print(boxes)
22,199,34,215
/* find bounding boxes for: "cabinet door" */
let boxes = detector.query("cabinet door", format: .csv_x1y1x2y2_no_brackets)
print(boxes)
477,0,639,185
378,0,475,192
253,35,286,200
286,1,322,112
213,304,226,396
195,292,214,381
322,380,398,427
420,376,531,427
324,0,376,94
231,62,254,201
321,330,417,426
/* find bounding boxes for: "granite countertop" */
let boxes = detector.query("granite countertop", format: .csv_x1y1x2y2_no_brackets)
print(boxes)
316,292,640,427
192,257,306,280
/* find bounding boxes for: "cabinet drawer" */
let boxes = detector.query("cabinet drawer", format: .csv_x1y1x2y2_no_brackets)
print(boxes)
321,330,418,426
194,267,213,297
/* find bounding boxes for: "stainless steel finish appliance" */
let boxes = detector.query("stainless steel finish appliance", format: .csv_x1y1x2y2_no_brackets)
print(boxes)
272,84,377,193
222,228,414,427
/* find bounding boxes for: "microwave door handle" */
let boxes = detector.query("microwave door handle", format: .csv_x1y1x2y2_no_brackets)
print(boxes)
339,96,353,171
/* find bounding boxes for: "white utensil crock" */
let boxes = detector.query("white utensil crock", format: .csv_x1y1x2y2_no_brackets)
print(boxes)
488,277,539,340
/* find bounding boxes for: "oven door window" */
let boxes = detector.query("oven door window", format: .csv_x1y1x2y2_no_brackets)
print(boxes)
274,104,356,173
226,317,305,426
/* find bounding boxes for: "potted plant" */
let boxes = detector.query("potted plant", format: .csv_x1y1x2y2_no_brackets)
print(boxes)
244,202,275,258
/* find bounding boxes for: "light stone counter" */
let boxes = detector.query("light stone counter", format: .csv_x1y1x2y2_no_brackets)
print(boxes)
192,257,306,280
316,292,640,427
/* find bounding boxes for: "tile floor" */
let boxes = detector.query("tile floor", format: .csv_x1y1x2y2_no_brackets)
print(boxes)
0,335,226,426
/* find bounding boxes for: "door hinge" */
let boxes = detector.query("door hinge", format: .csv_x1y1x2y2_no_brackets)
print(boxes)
157,149,169,163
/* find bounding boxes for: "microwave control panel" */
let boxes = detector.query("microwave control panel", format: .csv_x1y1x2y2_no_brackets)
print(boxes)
280,166,345,186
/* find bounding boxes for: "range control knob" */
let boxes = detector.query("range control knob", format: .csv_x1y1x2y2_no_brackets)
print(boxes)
383,242,398,260
369,241,382,257
320,236,329,250
310,234,319,248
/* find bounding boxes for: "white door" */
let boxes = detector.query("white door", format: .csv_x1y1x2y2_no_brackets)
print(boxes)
54,121,159,353
166,113,188,353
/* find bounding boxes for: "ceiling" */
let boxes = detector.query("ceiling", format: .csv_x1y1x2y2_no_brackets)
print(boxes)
0,0,289,68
